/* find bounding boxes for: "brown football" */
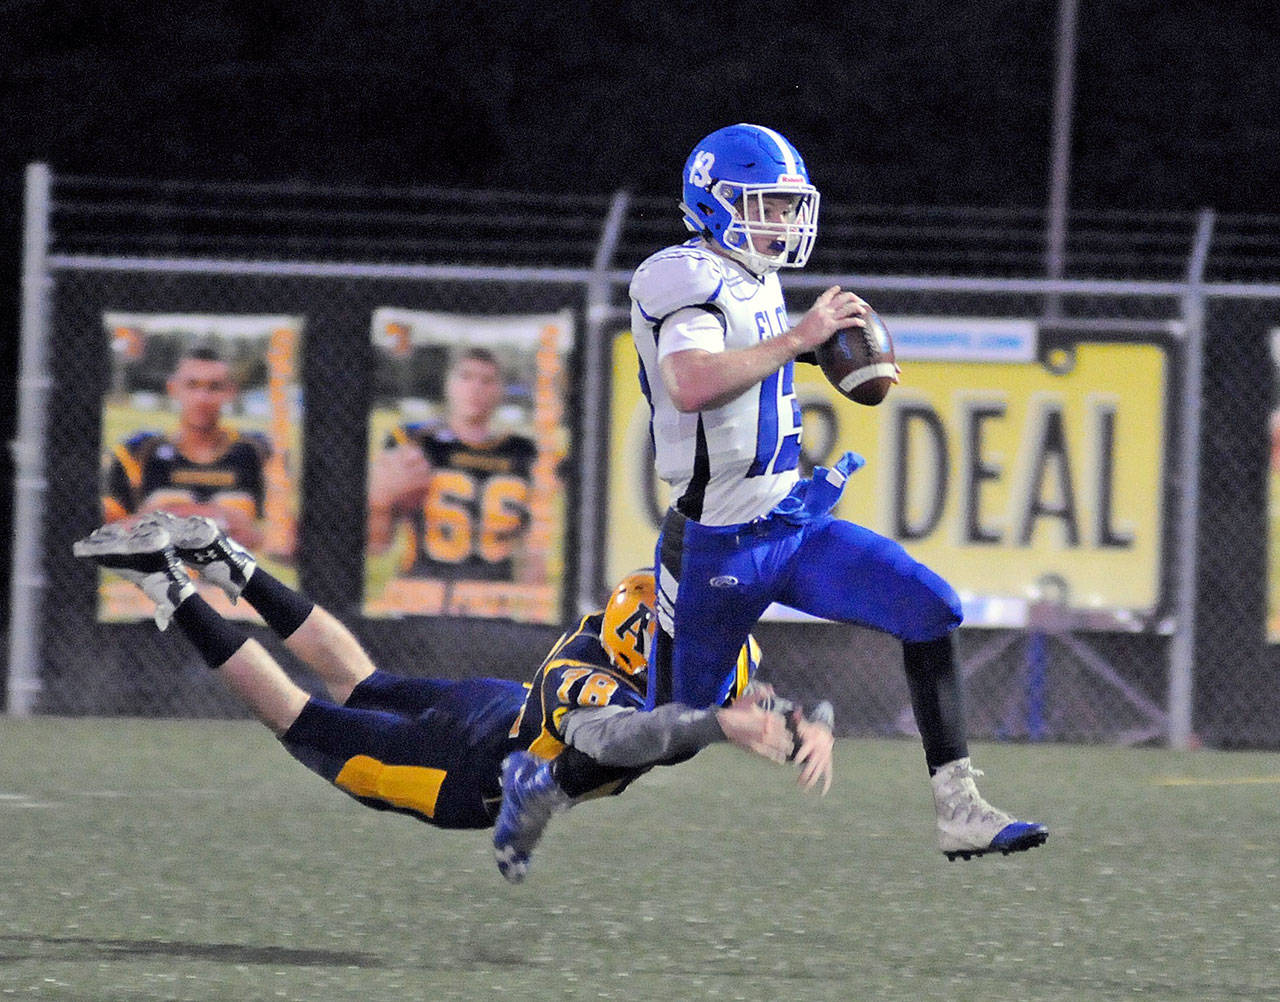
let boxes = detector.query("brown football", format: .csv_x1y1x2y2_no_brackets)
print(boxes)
813,309,897,405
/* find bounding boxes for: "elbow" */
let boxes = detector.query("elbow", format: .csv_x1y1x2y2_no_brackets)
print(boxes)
668,385,707,413
660,355,712,413
664,367,716,413
673,384,737,412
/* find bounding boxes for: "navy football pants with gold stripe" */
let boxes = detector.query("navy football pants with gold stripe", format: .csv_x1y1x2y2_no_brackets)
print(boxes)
280,670,526,830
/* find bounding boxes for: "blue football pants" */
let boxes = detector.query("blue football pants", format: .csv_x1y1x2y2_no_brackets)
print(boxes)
649,507,963,710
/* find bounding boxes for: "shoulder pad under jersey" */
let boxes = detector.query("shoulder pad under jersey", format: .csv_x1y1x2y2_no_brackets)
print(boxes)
630,244,729,321
387,420,443,448
120,430,166,453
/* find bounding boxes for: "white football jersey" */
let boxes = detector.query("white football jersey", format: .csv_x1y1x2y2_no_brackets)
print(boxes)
629,240,803,526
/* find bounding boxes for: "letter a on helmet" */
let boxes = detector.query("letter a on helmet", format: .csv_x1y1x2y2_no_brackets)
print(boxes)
601,571,657,675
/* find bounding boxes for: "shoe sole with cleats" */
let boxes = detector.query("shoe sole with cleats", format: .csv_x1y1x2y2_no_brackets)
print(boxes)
73,522,173,568
943,822,1049,861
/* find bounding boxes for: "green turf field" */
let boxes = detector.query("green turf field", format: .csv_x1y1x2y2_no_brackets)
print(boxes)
2,721,1277,1001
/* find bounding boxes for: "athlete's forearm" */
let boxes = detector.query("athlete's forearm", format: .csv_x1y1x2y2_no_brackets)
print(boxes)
660,335,804,412
561,703,725,766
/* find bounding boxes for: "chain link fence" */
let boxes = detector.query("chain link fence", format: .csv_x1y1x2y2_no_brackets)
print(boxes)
11,169,1280,749
1196,294,1280,748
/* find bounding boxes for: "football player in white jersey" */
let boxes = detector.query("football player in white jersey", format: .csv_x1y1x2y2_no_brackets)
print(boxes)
628,123,1048,860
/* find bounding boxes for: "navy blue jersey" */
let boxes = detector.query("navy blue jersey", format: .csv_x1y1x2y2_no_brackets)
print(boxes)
103,429,269,523
512,612,648,762
512,613,757,799
386,422,538,581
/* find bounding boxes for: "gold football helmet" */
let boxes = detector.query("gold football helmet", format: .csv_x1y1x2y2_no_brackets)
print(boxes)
600,570,657,675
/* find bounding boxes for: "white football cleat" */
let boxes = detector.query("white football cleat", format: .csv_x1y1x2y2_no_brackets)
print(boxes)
136,512,256,602
73,520,195,630
931,757,1048,861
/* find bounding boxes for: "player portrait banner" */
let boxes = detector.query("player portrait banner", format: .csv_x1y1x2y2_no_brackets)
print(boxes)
97,312,304,624
608,318,1168,627
364,307,572,624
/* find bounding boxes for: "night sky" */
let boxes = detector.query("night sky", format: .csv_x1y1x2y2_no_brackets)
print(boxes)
1,0,1278,613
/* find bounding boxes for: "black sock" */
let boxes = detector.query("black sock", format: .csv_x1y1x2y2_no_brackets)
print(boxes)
902,634,969,773
172,594,251,670
240,567,315,639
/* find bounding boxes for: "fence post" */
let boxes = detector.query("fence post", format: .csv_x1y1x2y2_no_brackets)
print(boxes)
1167,208,1215,748
7,163,54,716
576,189,630,614
1044,0,1079,321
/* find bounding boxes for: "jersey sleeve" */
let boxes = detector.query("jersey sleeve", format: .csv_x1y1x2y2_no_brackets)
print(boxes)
243,430,273,462
560,702,725,767
241,432,272,513
656,306,727,361
510,435,539,475
629,247,728,326
515,615,648,761
102,448,136,519
538,659,646,742
101,432,158,519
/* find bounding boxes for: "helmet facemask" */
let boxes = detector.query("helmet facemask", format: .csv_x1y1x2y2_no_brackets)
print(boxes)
684,178,819,275
718,181,819,273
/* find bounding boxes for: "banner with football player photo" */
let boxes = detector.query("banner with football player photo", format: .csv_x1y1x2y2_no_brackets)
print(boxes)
607,317,1168,628
364,308,572,624
97,312,303,623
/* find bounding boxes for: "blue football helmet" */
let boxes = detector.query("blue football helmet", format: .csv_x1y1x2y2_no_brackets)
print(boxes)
680,123,820,274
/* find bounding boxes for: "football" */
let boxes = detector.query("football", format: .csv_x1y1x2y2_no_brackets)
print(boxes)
813,309,897,405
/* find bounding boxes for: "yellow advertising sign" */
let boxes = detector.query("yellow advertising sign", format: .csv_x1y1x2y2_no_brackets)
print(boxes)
607,333,1166,619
